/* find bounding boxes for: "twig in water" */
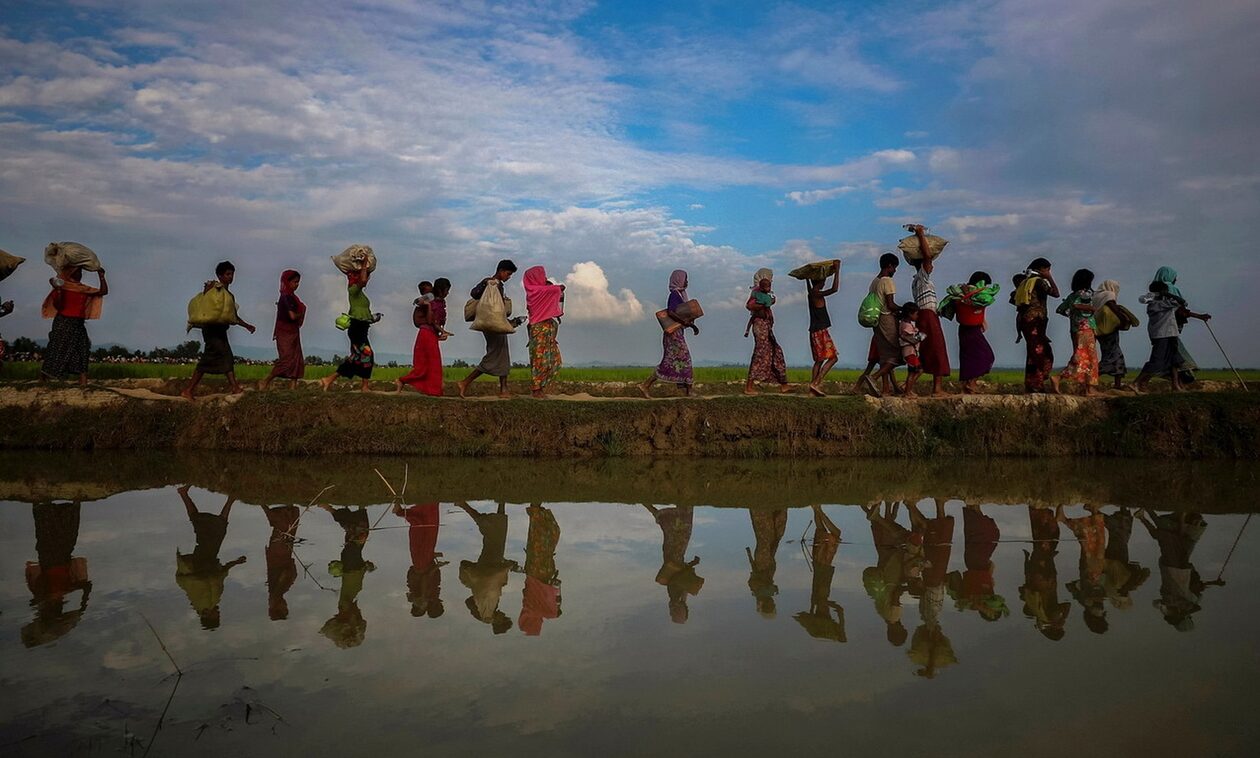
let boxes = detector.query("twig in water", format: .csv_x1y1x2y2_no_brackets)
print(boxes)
138,612,182,676
137,612,184,758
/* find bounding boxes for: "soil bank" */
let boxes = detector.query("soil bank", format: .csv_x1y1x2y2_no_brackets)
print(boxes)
0,385,1256,459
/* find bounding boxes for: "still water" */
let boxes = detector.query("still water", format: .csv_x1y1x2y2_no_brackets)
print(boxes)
1,453,1258,756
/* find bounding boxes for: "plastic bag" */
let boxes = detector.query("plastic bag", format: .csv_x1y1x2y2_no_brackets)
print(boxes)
330,244,377,275
187,283,239,328
44,242,102,273
897,234,948,264
857,291,882,328
471,281,516,334
0,250,24,282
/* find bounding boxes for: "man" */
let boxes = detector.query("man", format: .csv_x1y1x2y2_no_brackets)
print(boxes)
458,259,523,398
858,253,901,397
806,261,841,396
182,261,256,399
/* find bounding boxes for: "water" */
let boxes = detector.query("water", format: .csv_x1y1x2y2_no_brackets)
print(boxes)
1,453,1258,756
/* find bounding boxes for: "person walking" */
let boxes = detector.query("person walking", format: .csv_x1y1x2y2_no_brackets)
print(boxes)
1013,258,1060,393
321,268,379,393
806,262,841,396
397,277,450,396
40,265,107,386
182,261,256,399
259,269,306,390
905,225,950,396
952,271,999,393
458,259,522,398
1051,268,1100,396
523,266,565,398
858,254,901,397
640,269,699,397
744,268,790,395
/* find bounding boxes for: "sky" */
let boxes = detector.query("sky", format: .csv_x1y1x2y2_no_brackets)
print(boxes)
1,0,1258,367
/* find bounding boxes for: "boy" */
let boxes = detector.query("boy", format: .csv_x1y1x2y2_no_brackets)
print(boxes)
806,261,841,396
182,261,256,400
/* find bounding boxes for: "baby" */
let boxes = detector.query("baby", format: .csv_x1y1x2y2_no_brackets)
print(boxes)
898,302,925,369
744,277,775,337
414,280,454,340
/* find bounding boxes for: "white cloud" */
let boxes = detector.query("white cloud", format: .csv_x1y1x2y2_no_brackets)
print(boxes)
785,186,857,206
561,261,644,323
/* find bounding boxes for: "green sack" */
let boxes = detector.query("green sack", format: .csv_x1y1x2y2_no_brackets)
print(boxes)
857,291,882,328
187,284,239,328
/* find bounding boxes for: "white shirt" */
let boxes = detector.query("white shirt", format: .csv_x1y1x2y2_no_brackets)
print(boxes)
912,268,937,310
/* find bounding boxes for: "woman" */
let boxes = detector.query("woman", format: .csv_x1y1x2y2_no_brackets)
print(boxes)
260,269,306,390
744,268,789,395
523,266,564,398
1012,258,1060,393
1051,268,1099,396
906,224,950,396
519,503,562,636
40,266,107,386
640,269,699,398
1093,279,1128,389
396,501,444,620
397,277,450,396
1134,267,1211,393
954,271,998,393
642,504,704,624
321,268,379,393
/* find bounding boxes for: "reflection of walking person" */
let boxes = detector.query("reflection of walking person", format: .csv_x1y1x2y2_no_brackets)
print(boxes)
23,501,92,648
747,508,787,617
319,504,375,647
793,505,845,642
257,503,300,621
643,504,704,624
397,502,445,619
456,501,518,634
175,485,245,630
1138,509,1218,631
520,503,561,636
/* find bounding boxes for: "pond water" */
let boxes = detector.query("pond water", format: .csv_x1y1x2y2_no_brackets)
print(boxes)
1,453,1257,756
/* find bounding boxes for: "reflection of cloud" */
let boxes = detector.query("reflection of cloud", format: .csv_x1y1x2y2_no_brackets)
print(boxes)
562,261,644,323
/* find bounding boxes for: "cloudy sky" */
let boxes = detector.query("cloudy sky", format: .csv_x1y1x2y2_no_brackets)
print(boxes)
1,0,1257,367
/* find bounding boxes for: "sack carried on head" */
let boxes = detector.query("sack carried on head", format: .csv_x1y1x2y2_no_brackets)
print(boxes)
187,282,239,329
788,260,840,282
857,291,882,328
44,242,102,273
471,280,516,334
330,244,377,276
656,299,704,333
0,249,25,282
898,234,948,264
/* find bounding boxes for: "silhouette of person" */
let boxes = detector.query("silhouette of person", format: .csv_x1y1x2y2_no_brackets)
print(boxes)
947,503,1009,622
519,503,561,636
1138,510,1218,632
862,501,925,646
794,505,846,643
175,485,245,630
747,508,788,618
1060,504,1110,634
1019,506,1070,640
907,498,956,676
1102,507,1150,610
396,502,445,620
643,504,704,624
257,503,300,621
319,504,374,648
456,501,518,635
22,500,92,648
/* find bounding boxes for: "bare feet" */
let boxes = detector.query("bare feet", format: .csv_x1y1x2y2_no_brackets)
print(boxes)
498,391,512,398
1049,376,1062,395
257,380,267,391
808,384,826,397
229,384,245,395
180,387,195,401
779,384,792,394
743,387,758,396
394,379,404,393
320,376,334,392
860,375,881,397
903,390,918,399
531,390,545,399
638,382,651,399
457,379,469,398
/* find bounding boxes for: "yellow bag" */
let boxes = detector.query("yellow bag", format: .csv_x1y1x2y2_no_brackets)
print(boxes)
1096,303,1140,336
187,283,239,328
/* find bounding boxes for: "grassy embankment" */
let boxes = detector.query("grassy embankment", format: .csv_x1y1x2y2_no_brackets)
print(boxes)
1,387,1256,459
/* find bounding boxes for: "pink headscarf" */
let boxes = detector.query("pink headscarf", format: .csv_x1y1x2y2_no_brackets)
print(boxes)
668,269,688,302
523,265,564,323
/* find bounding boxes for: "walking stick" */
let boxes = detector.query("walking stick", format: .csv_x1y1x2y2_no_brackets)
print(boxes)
1204,321,1249,391
1212,513,1252,584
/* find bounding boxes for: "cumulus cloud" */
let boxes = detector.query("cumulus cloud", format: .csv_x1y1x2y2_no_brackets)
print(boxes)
785,186,857,206
561,261,644,323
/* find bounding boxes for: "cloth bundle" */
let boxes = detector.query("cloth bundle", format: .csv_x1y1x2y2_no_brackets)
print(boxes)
897,234,948,264
788,260,840,282
44,242,102,273
937,282,1000,321
330,244,377,276
0,249,25,282
187,282,240,329
470,281,516,334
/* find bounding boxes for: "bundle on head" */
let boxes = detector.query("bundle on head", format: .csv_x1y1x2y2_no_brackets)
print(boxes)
331,244,377,276
43,242,102,273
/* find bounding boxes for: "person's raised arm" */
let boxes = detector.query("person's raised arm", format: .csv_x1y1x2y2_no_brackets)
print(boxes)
1043,271,1060,299
912,225,933,275
95,269,108,297
822,262,841,296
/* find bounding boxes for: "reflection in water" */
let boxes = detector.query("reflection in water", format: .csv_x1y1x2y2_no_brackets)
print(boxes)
907,499,955,677
1141,510,1220,631
794,505,845,643
23,501,91,648
1021,507,1070,640
398,502,444,620
1062,505,1110,634
1103,507,1150,611
457,502,518,634
862,502,924,646
644,504,703,624
321,505,374,648
747,509,787,618
949,505,1008,622
259,503,300,621
176,486,246,630
520,503,561,636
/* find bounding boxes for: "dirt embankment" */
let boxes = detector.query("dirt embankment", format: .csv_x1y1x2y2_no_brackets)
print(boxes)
0,384,1256,459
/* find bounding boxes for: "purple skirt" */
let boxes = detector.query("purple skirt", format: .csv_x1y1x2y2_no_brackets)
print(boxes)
958,324,995,381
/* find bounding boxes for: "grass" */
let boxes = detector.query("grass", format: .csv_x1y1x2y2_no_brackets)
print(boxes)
2,360,1256,386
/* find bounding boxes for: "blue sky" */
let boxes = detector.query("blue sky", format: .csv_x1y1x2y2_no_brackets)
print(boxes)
1,0,1257,367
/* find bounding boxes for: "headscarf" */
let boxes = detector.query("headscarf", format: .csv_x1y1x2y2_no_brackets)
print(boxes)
752,268,773,289
668,269,688,302
1152,266,1182,300
1092,279,1119,310
523,265,564,323
280,269,305,309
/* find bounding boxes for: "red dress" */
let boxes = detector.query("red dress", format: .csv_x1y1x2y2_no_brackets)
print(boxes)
398,300,445,396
